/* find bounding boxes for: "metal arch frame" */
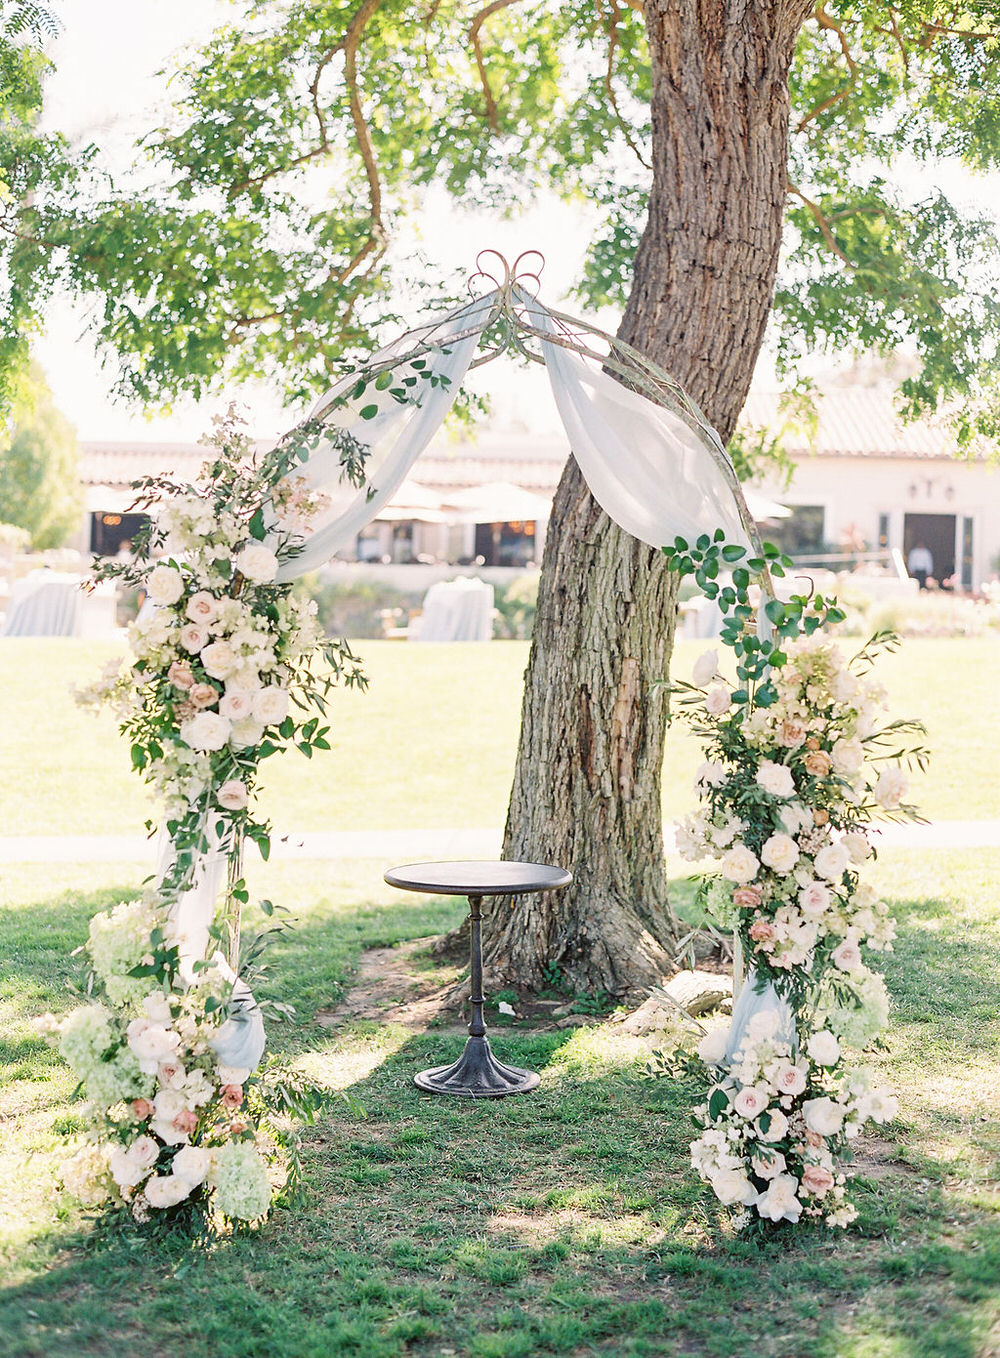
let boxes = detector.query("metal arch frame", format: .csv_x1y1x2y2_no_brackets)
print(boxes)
304,247,772,589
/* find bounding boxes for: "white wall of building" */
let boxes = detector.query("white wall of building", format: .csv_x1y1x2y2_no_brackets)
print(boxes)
757,455,1000,588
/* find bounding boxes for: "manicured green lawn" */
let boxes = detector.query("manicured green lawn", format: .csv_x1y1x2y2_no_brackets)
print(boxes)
1,635,997,838
2,850,998,1357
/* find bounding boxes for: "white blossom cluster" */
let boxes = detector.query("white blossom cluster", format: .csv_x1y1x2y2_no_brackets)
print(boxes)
37,940,272,1224
691,1011,897,1228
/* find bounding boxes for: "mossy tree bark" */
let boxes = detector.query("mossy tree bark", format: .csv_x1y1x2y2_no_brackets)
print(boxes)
482,0,815,996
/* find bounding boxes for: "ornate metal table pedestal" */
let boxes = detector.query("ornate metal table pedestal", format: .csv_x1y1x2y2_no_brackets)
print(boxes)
383,860,572,1098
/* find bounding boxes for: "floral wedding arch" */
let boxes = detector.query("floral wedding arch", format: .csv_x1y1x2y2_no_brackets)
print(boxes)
40,252,924,1234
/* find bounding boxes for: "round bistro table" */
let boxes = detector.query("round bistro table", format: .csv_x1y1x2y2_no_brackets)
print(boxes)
383,860,572,1098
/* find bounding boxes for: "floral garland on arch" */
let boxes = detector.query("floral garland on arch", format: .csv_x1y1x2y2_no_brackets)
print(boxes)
36,406,372,1232
660,532,929,1230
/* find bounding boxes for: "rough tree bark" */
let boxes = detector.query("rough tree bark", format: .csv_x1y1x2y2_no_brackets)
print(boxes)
483,0,816,996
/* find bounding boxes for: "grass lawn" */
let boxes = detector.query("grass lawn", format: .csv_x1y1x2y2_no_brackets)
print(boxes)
2,849,999,1357
1,635,998,840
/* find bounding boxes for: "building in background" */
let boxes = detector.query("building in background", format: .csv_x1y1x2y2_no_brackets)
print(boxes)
77,391,1000,589
743,389,1000,591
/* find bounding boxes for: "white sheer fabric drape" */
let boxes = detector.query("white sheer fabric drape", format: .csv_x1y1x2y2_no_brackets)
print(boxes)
272,296,492,581
524,296,752,553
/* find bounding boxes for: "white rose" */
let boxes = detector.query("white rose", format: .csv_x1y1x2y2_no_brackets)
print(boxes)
705,685,732,717
803,1096,846,1137
217,779,249,811
144,1174,193,1209
229,717,266,750
755,1107,789,1142
128,1024,182,1074
200,641,238,680
874,767,908,809
806,1030,841,1066
180,711,232,753
110,1138,159,1188
709,1168,756,1206
756,761,795,799
142,991,173,1024
185,591,220,625
252,686,290,725
760,833,799,875
754,1173,803,1223
831,737,865,776
692,649,720,687
842,831,871,865
179,623,209,654
751,1149,787,1181
799,881,832,917
814,842,850,883
720,844,760,884
235,542,279,584
146,564,184,606
171,1145,213,1186
219,688,256,721
697,1028,729,1065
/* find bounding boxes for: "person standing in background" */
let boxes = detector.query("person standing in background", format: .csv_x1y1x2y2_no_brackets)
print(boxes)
907,541,933,590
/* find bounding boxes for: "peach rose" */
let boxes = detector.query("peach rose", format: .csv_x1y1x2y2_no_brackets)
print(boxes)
804,749,832,777
189,683,220,709
221,1084,244,1111
749,918,776,942
131,1098,154,1120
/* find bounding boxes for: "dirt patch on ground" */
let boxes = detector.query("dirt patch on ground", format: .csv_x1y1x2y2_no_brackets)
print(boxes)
314,935,731,1039
314,937,469,1031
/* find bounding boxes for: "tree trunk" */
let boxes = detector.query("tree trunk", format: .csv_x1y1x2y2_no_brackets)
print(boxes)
483,0,814,996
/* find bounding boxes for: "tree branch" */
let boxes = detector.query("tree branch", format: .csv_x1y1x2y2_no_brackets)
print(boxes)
602,0,650,168
468,0,523,133
343,0,386,237
813,3,858,70
787,181,856,270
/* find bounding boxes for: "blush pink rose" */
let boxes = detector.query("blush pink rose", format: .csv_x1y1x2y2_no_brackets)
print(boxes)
774,1064,807,1096
185,591,219,626
217,780,249,811
220,1084,244,1111
832,938,863,971
801,1164,835,1196
179,624,209,654
749,919,776,942
733,886,763,908
131,1098,154,1120
172,1109,198,1137
732,1086,769,1119
167,661,195,690
189,683,220,709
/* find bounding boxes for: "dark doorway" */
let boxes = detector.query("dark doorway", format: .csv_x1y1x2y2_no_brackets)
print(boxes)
903,513,955,587
90,511,151,557
474,520,537,567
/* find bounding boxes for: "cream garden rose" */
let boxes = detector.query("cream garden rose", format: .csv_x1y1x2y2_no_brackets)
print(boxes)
180,711,232,753
760,833,799,875
146,564,185,606
720,844,760,884
234,542,279,584
756,761,795,799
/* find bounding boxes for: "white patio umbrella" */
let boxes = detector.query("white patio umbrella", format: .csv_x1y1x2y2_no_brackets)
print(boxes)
441,481,553,524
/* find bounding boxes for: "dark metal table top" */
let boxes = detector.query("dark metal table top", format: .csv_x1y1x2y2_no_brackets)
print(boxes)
384,860,572,897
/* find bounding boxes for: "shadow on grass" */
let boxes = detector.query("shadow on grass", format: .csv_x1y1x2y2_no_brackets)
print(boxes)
3,881,1000,1356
